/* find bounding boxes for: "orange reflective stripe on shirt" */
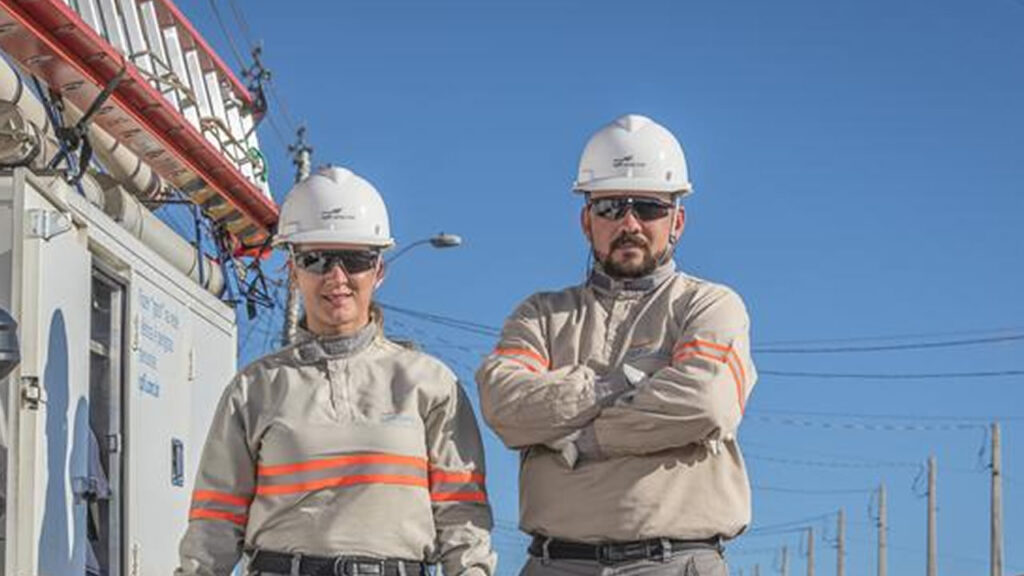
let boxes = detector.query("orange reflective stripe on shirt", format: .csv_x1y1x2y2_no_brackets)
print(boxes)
429,471,486,484
493,347,549,372
192,490,251,508
189,508,247,526
257,473,429,496
673,339,747,413
429,468,487,503
258,453,428,477
431,492,488,503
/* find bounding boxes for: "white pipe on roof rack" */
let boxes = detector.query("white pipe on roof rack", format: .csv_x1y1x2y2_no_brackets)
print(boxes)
0,55,225,295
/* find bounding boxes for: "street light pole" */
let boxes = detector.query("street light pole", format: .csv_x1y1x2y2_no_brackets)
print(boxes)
385,232,462,265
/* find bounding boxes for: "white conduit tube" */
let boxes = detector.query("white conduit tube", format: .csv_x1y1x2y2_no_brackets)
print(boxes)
0,56,225,294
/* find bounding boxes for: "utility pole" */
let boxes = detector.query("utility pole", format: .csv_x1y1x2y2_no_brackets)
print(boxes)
755,564,761,576
807,527,814,576
288,125,312,183
837,508,845,576
991,422,1003,576
879,483,887,576
781,545,789,576
927,456,937,576
282,126,312,346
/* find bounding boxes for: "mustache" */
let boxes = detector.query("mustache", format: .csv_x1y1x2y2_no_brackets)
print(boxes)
611,234,649,251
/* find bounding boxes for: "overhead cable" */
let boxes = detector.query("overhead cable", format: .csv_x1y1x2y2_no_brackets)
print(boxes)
756,333,1024,354
762,368,1024,380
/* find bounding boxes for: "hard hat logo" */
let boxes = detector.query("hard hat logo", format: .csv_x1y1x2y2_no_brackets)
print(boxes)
612,155,646,169
321,207,355,221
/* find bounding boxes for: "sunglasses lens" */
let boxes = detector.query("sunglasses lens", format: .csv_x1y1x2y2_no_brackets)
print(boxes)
296,251,328,274
591,198,628,220
590,198,672,222
295,250,379,275
337,251,379,274
631,201,671,221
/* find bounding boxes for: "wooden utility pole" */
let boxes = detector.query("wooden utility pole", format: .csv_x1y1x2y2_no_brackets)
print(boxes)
927,456,937,576
838,508,845,576
991,423,1003,576
282,126,313,346
879,484,887,576
807,527,814,576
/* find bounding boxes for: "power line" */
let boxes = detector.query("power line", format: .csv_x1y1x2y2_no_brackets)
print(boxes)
749,414,986,433
379,302,502,338
264,114,293,151
755,333,1024,354
745,512,834,536
754,485,873,495
750,408,1024,423
205,0,247,71
226,0,257,48
370,303,1024,361
267,79,297,134
761,368,1024,380
745,452,921,470
758,326,1024,347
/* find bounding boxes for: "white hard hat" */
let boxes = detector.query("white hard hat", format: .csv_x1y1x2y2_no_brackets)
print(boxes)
573,114,692,196
273,165,395,249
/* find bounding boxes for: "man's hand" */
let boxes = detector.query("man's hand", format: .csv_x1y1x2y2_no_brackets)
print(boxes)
547,431,581,468
545,363,648,468
593,362,647,405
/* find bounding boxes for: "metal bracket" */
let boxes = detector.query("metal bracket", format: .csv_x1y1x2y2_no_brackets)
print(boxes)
20,376,43,410
44,62,127,185
26,208,73,240
107,433,122,453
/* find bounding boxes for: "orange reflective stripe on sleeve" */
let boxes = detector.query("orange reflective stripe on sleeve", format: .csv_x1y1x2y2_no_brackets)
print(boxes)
189,508,247,526
673,339,747,414
493,347,549,372
192,490,251,508
429,468,487,504
431,492,488,503
429,471,486,484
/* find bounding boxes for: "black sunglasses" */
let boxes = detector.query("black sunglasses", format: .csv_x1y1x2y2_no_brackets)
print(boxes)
292,249,381,275
589,197,674,222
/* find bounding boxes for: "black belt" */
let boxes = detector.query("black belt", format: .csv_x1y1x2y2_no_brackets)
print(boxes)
248,550,427,576
529,535,723,565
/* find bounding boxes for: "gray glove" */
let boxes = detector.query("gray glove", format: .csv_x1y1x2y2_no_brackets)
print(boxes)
593,362,646,405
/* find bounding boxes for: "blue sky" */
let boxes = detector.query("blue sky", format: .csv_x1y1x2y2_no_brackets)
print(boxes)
180,0,1024,573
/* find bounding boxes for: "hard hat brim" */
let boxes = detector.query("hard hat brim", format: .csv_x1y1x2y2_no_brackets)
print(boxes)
273,230,395,249
573,176,693,196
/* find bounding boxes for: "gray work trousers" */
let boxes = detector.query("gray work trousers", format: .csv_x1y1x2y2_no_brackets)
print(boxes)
521,549,728,576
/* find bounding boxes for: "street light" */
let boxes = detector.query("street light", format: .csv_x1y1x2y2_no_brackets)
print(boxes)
385,232,463,265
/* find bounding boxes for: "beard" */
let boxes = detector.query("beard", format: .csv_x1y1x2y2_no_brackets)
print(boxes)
595,233,662,279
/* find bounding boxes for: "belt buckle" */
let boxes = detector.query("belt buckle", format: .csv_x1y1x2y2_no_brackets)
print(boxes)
598,542,649,565
337,558,386,576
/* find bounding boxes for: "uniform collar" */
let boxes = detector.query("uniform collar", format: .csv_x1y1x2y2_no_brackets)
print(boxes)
588,259,677,297
296,320,378,362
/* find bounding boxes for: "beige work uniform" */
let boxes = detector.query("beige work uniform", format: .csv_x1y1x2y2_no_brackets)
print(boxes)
176,322,496,576
476,261,756,544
